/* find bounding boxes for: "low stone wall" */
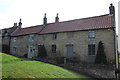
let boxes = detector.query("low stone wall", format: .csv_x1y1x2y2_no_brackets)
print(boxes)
63,63,115,78
27,57,115,79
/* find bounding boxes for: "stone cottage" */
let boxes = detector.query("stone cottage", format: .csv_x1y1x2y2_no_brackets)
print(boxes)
1,22,21,53
10,4,116,63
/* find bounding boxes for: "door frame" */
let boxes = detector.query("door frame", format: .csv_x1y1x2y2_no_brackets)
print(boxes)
28,45,35,58
66,44,74,58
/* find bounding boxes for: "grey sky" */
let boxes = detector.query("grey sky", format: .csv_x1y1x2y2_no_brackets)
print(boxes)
0,0,119,29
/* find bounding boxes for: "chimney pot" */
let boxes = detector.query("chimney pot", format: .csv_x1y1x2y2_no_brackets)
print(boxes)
13,23,17,27
43,13,47,25
109,3,115,15
55,13,59,23
18,18,22,28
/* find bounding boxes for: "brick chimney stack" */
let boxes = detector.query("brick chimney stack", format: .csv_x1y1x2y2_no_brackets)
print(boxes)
43,13,47,25
109,3,115,15
18,18,22,28
55,13,59,23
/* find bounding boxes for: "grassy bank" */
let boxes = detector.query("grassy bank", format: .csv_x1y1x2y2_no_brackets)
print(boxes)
1,53,92,79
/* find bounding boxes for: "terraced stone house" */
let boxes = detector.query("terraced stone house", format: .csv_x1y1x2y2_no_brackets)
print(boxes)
10,4,116,63
1,22,21,53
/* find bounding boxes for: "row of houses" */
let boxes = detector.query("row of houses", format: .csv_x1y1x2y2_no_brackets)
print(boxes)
1,4,117,63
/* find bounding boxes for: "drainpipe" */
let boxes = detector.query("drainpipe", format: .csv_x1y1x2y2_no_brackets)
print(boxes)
109,3,119,79
9,36,11,54
112,11,119,80
113,26,119,79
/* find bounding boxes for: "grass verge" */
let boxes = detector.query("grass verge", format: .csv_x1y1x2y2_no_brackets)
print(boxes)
1,53,93,79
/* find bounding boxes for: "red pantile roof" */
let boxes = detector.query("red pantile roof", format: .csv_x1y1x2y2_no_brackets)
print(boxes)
11,25,43,36
39,14,113,34
11,14,113,36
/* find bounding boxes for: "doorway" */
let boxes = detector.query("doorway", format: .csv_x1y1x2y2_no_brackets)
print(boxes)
66,45,73,57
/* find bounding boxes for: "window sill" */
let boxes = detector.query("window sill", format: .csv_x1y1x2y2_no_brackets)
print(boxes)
88,37,95,38
52,52,56,54
88,55,96,56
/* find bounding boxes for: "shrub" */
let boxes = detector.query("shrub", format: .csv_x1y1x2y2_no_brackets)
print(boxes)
115,68,120,74
66,57,79,63
2,44,10,54
95,41,107,64
24,54,27,58
38,45,47,58
54,57,64,64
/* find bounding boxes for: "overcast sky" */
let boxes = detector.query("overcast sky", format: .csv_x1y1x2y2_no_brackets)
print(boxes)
0,0,119,29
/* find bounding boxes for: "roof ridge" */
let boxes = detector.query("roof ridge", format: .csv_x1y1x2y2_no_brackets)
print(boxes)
20,25,43,29
11,14,112,36
2,26,18,30
57,14,110,24
37,14,110,26
18,14,110,29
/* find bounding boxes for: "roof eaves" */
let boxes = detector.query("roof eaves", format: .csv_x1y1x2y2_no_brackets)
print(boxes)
39,27,113,35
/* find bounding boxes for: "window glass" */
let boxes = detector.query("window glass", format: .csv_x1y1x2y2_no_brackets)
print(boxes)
29,34,34,41
13,38,16,42
13,47,17,52
52,45,56,53
88,31,95,38
88,44,95,55
52,33,57,40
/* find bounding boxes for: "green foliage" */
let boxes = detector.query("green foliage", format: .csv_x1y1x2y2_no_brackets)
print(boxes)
54,57,64,64
66,57,80,63
38,45,47,58
1,53,89,78
54,57,80,64
115,68,120,74
95,41,107,64
2,44,10,54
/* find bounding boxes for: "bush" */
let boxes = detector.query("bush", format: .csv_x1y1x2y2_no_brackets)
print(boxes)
38,45,47,58
24,54,27,58
54,57,64,64
2,44,10,54
115,68,120,74
66,57,79,63
95,41,107,64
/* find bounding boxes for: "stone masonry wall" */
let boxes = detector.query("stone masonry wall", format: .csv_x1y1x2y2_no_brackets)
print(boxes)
10,34,38,57
10,28,115,63
37,28,115,63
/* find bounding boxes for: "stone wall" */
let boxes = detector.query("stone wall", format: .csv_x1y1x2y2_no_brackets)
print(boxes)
10,34,38,57
37,28,115,63
10,28,115,63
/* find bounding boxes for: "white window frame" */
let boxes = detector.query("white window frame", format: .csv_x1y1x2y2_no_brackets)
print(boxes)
52,33,57,40
13,37,16,42
13,46,17,52
88,30,95,38
29,34,34,41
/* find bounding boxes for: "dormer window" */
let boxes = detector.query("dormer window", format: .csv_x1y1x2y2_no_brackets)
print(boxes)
29,34,34,41
52,33,57,40
88,30,95,38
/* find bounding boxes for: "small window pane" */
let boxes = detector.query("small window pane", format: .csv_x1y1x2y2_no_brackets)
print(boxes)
88,31,95,38
52,45,56,53
13,47,17,52
29,35,34,41
52,33,57,40
13,38,16,42
88,44,95,55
